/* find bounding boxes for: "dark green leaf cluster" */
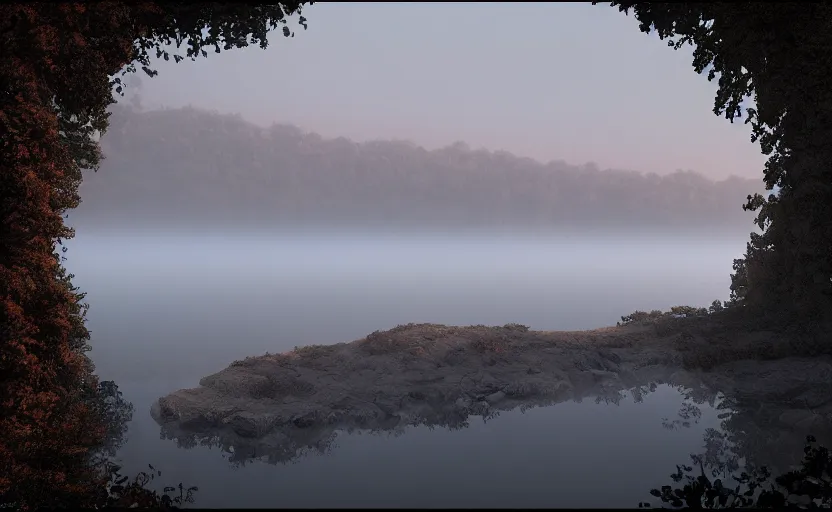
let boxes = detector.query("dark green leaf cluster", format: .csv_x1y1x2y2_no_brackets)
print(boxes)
600,2,832,322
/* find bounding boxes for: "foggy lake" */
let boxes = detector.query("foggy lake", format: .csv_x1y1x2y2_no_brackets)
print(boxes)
65,230,745,508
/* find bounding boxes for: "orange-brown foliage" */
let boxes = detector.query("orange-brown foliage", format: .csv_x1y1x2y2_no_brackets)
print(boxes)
0,4,133,507
1,2,308,507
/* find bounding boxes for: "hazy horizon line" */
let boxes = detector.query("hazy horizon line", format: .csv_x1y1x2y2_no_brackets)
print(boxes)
65,220,759,243
114,105,759,184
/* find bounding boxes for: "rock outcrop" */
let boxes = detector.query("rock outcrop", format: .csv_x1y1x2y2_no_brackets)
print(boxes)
151,320,832,471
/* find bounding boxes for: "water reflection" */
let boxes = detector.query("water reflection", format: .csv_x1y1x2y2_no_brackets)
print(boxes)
634,357,832,508
671,358,832,477
150,356,832,506
145,383,720,508
154,372,684,466
154,377,702,468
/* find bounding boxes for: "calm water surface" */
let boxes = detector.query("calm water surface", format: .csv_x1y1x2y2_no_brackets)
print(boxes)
65,230,744,508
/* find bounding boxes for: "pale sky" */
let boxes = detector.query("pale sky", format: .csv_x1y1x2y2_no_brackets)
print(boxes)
132,2,767,181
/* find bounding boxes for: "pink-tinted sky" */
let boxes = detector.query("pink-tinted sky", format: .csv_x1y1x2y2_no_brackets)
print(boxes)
133,2,767,181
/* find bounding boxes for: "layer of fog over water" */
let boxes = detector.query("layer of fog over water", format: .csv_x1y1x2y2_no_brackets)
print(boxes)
65,230,744,508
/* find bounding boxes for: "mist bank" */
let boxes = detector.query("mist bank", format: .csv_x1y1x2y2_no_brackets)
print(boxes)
64,221,755,243
72,106,764,234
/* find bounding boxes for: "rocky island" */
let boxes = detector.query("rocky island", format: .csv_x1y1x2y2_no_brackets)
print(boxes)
151,312,832,472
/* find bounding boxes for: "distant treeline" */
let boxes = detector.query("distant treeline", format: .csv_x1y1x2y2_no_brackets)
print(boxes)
72,105,763,233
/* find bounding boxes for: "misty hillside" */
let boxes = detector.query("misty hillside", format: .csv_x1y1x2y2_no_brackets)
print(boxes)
72,105,763,232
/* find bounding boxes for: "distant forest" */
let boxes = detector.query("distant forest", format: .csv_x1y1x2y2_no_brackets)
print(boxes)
72,105,763,233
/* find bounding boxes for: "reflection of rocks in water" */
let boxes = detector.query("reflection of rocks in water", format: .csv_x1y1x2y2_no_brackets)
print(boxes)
152,322,685,466
149,323,832,470
153,384,647,467
152,369,702,468
158,421,341,467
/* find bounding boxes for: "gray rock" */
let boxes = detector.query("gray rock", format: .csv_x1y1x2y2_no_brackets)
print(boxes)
148,322,832,468
485,391,506,405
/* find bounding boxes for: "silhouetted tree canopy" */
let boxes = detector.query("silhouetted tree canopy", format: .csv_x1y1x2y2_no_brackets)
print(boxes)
600,2,832,321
